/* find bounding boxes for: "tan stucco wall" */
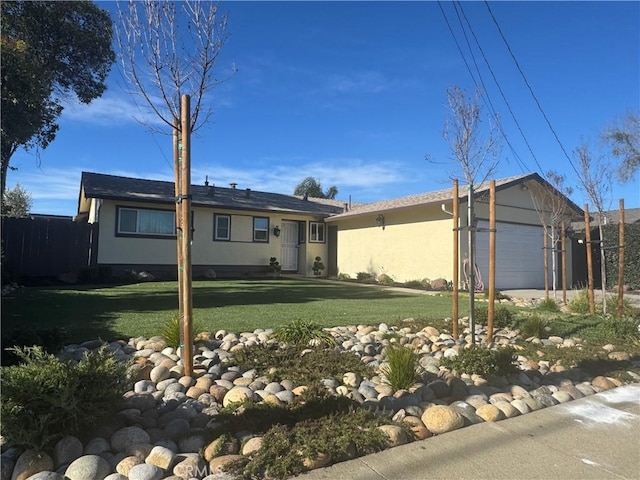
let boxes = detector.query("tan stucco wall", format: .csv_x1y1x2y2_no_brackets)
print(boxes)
95,200,327,275
334,205,454,283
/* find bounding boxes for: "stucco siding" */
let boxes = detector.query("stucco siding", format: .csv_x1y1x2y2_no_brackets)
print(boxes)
96,200,327,275
335,206,454,283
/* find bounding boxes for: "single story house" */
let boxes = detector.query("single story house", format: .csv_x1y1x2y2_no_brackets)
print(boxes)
77,172,345,278
77,171,583,289
325,173,584,290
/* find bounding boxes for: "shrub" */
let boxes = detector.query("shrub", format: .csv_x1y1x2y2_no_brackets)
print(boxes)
440,346,517,377
519,315,551,339
312,257,325,276
484,290,511,301
356,272,376,283
536,298,560,312
274,319,335,348
568,289,591,315
603,222,640,290
232,344,373,386
606,295,638,318
377,274,395,286
336,273,351,280
379,344,421,391
161,312,207,349
268,257,281,278
226,408,393,480
402,280,424,290
474,305,514,329
593,318,640,342
0,346,130,451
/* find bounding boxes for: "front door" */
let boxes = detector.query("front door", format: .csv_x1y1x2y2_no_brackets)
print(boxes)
280,221,299,271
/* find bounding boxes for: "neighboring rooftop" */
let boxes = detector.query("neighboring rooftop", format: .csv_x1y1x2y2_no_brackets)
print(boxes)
80,172,345,216
326,173,584,221
572,207,640,230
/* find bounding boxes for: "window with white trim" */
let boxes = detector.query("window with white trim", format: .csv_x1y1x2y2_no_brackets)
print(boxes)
117,207,175,236
214,214,231,241
253,217,269,242
309,222,325,243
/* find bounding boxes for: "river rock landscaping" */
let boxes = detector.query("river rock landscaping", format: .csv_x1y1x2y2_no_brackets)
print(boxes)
2,309,639,480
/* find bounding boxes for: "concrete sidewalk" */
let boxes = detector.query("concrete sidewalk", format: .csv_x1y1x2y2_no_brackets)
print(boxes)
297,384,640,480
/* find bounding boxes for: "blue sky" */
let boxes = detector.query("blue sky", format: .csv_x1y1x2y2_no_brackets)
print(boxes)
7,1,640,215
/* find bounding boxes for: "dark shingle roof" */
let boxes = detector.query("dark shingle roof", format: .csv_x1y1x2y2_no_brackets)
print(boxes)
80,172,345,216
327,173,584,221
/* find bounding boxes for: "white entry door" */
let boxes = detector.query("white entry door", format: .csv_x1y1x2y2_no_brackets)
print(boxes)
280,221,299,271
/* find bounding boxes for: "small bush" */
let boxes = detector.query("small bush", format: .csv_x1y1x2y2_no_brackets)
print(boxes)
606,295,638,318
232,344,373,386
474,305,513,329
336,273,351,280
594,318,640,342
379,344,421,391
356,272,376,283
0,346,130,451
377,274,395,286
536,298,560,312
274,319,335,348
268,257,281,278
312,256,325,276
568,289,591,314
402,280,424,290
519,315,551,339
440,346,517,377
161,312,207,349
484,290,511,301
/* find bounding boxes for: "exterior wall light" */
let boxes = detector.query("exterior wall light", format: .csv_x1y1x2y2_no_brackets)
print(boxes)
273,225,281,237
376,214,385,230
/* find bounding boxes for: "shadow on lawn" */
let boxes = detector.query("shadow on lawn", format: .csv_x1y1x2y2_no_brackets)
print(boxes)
1,279,416,343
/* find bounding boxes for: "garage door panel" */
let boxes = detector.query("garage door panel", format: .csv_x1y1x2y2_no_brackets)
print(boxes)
476,221,544,290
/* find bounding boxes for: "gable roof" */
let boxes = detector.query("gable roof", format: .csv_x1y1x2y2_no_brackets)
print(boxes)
326,173,584,221
80,172,345,216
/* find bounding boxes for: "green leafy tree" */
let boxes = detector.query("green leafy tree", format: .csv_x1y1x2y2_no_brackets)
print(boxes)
2,183,32,217
603,110,640,182
293,177,338,199
0,1,115,197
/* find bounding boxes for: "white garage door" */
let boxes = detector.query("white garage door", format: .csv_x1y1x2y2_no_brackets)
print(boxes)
475,221,545,290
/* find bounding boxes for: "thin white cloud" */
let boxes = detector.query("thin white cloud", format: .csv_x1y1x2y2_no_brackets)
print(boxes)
7,157,429,216
60,92,171,129
325,71,390,95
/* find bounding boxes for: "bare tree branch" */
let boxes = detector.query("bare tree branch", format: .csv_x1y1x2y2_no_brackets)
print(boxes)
115,0,236,134
441,85,500,186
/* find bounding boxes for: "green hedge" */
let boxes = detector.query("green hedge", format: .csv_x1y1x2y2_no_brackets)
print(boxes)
603,222,640,290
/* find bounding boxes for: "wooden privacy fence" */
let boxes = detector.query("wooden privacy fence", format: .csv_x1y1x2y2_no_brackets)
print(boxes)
1,216,98,281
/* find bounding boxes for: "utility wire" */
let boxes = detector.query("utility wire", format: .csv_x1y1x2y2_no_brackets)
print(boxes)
483,0,581,177
457,2,544,175
450,1,530,175
438,2,512,165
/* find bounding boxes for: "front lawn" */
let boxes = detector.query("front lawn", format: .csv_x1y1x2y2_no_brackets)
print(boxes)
2,279,463,343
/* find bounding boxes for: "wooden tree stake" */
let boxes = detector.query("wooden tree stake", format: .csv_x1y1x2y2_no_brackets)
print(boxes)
584,204,595,315
452,179,459,339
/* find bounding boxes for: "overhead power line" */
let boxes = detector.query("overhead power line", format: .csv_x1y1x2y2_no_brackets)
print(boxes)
437,1,529,174
483,0,581,178
457,2,544,175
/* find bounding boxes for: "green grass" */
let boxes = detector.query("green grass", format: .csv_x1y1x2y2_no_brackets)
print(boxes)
2,279,464,343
